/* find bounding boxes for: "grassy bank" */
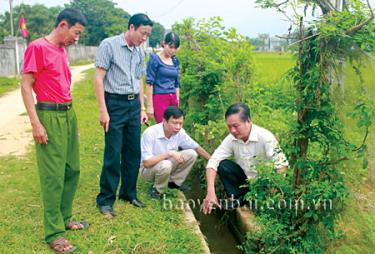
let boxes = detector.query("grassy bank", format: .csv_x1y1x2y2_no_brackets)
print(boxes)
0,76,19,96
0,69,204,254
327,57,375,253
253,52,375,253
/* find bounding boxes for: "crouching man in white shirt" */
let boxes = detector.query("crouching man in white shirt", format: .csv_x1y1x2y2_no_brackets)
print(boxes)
203,103,289,213
140,106,211,199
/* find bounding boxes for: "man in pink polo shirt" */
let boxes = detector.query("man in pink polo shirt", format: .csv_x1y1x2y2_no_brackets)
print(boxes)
21,8,87,253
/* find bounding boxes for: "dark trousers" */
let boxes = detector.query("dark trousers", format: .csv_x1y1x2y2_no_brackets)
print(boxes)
217,160,248,199
96,93,141,206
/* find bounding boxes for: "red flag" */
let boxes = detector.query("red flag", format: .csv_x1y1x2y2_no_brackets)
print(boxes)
19,15,28,38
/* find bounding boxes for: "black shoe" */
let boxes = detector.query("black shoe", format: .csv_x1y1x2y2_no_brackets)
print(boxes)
98,205,116,217
168,182,181,189
119,197,146,208
128,198,146,208
150,186,162,199
168,182,191,192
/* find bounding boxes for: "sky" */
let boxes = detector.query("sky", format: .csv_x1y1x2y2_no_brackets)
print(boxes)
1,0,374,38
0,0,296,38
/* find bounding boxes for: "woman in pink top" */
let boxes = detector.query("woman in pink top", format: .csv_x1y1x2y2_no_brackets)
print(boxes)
146,32,181,123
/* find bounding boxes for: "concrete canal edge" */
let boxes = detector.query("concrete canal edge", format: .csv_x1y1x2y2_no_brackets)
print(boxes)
179,192,211,254
179,192,259,253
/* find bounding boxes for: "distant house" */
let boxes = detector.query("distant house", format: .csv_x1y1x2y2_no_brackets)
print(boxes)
251,35,289,52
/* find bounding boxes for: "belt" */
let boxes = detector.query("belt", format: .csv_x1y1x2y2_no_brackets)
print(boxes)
105,92,139,101
36,102,72,111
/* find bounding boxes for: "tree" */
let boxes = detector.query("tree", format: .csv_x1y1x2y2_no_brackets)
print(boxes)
149,22,165,48
0,4,61,43
257,33,270,51
247,36,264,50
173,17,255,148
0,13,7,42
1,1,165,47
66,0,131,46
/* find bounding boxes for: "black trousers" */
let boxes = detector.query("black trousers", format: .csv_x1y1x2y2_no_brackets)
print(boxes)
96,93,141,206
217,160,248,199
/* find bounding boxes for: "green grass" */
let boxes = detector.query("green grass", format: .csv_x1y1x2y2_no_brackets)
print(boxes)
0,69,204,254
253,52,295,84
326,58,375,254
70,59,95,66
0,76,19,96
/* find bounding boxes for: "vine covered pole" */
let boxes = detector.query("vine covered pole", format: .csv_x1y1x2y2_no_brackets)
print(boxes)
293,16,309,189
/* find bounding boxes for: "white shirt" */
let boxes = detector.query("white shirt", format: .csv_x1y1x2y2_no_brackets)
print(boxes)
141,123,199,163
206,124,289,178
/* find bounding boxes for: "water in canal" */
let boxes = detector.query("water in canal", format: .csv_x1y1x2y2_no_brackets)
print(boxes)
184,172,243,254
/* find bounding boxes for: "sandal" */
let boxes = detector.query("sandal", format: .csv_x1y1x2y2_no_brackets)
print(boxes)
49,236,76,253
65,220,89,230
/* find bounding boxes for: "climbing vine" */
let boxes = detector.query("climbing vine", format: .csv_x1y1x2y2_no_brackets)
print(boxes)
242,0,375,253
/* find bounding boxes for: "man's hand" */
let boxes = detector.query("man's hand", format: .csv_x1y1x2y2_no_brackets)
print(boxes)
32,122,48,144
168,150,184,164
99,110,110,132
146,106,154,120
141,110,148,125
202,192,220,215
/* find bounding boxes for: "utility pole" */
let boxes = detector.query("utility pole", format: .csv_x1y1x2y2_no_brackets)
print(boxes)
8,0,20,77
9,0,14,36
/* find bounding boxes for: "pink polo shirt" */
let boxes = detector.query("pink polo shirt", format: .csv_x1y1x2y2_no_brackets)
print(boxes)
23,37,72,103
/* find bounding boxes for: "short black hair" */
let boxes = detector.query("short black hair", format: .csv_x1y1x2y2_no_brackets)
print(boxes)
163,106,184,121
128,13,153,30
164,32,180,48
225,103,251,122
55,8,87,28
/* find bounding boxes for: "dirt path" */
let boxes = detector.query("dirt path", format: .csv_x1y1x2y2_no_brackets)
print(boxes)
0,64,94,156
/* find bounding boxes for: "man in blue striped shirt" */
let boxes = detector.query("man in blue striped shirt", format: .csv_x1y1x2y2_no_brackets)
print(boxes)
94,13,153,217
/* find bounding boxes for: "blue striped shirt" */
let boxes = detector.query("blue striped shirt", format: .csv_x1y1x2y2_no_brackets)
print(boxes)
95,33,146,95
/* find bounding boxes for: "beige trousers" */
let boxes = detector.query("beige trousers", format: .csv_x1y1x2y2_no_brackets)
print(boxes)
140,149,198,193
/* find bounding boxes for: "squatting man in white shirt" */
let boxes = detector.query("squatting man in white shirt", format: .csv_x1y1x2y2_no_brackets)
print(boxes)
140,106,211,199
203,103,289,214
